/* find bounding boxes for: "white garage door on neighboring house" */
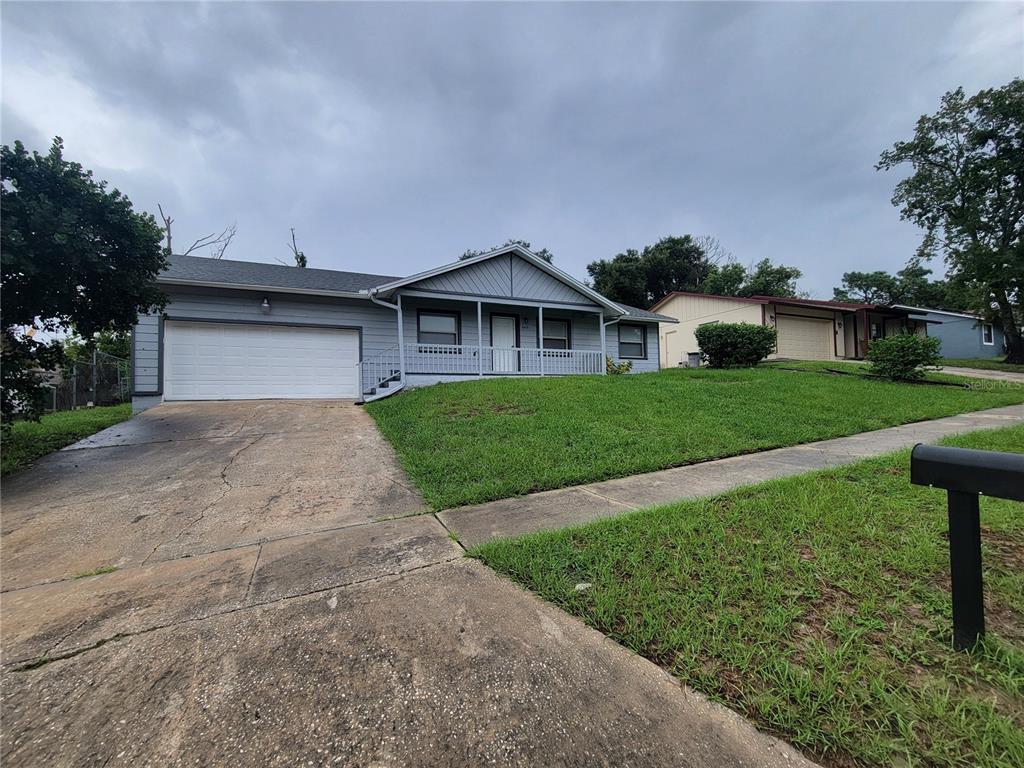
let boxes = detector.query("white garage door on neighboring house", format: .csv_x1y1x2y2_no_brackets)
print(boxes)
775,315,834,360
163,321,359,400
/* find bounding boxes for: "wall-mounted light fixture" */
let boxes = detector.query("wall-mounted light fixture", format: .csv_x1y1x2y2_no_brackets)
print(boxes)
261,297,272,314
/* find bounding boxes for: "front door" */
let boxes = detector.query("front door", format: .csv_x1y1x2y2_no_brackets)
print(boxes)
491,314,519,373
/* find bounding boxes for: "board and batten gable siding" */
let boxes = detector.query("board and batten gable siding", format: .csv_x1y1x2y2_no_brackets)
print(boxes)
657,294,763,367
409,254,598,307
132,286,398,394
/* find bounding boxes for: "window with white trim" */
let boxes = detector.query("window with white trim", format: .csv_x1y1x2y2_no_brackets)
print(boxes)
982,323,994,345
618,323,647,359
542,319,571,350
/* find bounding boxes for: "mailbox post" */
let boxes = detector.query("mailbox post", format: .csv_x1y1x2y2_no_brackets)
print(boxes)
910,444,1024,651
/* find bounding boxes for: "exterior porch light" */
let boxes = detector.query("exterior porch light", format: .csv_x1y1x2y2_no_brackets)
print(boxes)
260,297,272,314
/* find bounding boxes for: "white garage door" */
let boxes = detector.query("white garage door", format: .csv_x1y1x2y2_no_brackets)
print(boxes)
776,315,833,360
163,321,359,400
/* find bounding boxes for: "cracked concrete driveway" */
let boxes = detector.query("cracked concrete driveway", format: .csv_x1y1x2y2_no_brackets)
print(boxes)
1,400,816,768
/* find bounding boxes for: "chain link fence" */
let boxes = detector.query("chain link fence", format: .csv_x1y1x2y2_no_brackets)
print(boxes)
42,351,131,412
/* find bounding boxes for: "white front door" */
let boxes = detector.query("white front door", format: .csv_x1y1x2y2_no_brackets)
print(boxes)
491,315,518,373
163,320,360,400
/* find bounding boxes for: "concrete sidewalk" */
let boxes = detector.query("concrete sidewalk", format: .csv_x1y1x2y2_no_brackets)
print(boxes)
940,366,1024,384
439,404,1024,548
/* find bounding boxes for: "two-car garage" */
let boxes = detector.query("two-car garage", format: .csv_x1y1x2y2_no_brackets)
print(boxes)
162,321,360,400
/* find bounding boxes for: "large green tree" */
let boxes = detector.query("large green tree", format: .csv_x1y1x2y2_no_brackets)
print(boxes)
587,235,712,306
833,264,961,308
877,79,1024,362
1,137,167,421
588,235,802,306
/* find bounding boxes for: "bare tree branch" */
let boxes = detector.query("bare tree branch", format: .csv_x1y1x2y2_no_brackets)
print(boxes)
180,223,238,258
157,203,173,254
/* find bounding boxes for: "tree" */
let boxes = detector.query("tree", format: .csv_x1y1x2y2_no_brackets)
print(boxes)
697,258,803,298
833,270,901,304
587,235,711,306
588,235,802,306
63,329,132,364
157,204,236,259
701,262,747,296
587,248,649,306
833,264,963,308
284,228,307,268
458,238,554,263
877,79,1024,362
740,258,802,297
1,137,166,421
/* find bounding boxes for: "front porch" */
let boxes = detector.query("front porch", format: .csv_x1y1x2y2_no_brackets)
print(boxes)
358,296,617,400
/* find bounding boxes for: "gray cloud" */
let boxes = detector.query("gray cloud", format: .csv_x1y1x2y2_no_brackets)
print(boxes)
3,1,1021,297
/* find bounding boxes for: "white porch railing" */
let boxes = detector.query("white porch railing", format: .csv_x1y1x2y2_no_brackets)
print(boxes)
358,345,401,397
404,344,604,376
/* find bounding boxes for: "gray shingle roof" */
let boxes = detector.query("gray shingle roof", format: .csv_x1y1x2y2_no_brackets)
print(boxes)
160,254,675,321
617,303,677,323
161,254,399,294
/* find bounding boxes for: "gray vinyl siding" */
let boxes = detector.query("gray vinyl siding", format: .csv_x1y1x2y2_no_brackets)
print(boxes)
609,322,660,373
410,254,598,307
132,286,399,394
132,313,161,393
916,310,1005,358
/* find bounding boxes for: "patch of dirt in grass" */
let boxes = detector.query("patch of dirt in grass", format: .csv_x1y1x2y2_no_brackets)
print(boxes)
982,528,1024,571
441,402,535,419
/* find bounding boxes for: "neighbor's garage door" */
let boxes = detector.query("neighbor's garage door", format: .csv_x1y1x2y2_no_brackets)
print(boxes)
775,315,833,360
163,321,359,400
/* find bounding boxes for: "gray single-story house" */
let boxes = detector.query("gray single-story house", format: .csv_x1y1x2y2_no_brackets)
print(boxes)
893,305,1005,359
131,244,677,411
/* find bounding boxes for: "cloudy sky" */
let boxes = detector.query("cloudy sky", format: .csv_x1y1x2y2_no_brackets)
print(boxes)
3,2,1021,298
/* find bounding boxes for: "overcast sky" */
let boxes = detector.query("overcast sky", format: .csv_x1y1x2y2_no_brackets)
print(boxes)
3,2,1021,298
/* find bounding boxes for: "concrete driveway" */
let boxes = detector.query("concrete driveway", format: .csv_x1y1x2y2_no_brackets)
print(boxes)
2,401,814,768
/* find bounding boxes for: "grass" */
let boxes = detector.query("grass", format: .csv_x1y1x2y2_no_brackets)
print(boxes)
941,358,1024,373
471,425,1024,768
1,404,131,475
366,367,1024,510
73,565,119,579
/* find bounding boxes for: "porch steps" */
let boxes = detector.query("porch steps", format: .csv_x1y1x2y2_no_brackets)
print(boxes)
360,369,404,404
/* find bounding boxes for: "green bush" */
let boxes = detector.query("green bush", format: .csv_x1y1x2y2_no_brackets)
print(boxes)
606,356,633,375
694,323,777,368
866,333,942,380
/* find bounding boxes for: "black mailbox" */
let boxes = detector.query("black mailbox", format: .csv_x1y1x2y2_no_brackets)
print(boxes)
910,443,1024,651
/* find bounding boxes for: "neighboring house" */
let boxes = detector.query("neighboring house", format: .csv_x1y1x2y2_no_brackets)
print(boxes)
650,292,928,366
131,244,676,410
893,305,1005,359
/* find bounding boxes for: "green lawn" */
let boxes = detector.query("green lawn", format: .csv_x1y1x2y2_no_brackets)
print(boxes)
941,358,1024,373
366,367,1024,510
1,404,131,475
472,426,1024,768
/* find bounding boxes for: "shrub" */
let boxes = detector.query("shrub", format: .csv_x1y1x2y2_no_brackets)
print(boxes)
866,333,942,380
694,323,777,368
606,356,633,375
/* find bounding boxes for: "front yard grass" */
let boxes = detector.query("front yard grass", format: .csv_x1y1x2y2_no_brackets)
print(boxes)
941,357,1024,373
472,426,1024,768
366,367,1024,509
1,404,131,475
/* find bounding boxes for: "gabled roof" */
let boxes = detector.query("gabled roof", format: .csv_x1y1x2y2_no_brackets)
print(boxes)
892,304,982,320
370,244,627,314
159,254,398,297
616,303,678,323
650,290,914,315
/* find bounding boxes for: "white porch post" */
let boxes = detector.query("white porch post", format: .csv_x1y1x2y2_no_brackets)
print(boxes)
538,305,545,376
477,300,483,376
598,311,607,374
396,293,406,380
